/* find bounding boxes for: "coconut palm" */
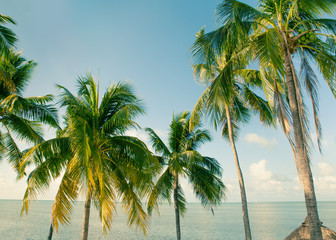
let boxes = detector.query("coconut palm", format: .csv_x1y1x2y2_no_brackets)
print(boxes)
206,0,336,238
190,28,274,240
0,14,17,55
20,73,157,240
0,50,58,172
146,111,225,240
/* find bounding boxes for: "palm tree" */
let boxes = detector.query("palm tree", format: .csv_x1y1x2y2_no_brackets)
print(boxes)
190,29,274,240
146,111,225,240
208,0,336,238
0,50,59,172
19,73,158,240
0,14,17,55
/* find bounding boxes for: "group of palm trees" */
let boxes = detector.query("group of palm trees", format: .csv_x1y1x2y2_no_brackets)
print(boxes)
0,11,225,240
1,0,336,239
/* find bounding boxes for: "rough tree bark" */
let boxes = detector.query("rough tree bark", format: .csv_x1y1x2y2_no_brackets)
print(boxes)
173,172,181,240
225,106,252,240
47,223,53,240
282,34,323,239
81,189,92,240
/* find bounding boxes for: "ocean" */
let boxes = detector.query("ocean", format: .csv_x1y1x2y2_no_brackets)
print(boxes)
1,200,336,240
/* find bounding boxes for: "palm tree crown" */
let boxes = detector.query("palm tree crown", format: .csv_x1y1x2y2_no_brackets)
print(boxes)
190,28,274,240
204,0,336,238
0,50,58,172
20,73,157,239
146,111,225,240
0,14,17,55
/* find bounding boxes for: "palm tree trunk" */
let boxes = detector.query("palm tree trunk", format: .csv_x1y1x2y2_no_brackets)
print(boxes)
47,223,53,240
282,40,323,239
225,106,252,240
81,189,92,240
173,172,181,240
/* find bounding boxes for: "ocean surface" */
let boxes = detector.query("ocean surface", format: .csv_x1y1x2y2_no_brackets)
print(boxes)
1,200,336,240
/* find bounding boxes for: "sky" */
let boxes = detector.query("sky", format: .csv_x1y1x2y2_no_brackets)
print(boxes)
1,0,336,203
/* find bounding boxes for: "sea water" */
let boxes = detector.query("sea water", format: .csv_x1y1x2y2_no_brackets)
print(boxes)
1,200,336,240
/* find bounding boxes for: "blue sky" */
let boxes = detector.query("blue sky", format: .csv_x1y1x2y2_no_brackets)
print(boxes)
1,0,336,203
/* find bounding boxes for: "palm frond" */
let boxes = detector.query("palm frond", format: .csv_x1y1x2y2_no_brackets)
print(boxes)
300,54,322,151
145,128,170,157
297,0,336,15
253,28,284,73
1,94,59,129
216,0,264,32
186,129,212,150
147,168,174,215
51,170,79,231
187,164,225,207
4,132,22,172
168,112,189,153
176,184,187,217
0,23,17,55
236,69,262,88
18,137,71,178
92,167,117,234
99,81,144,133
200,156,223,177
243,86,275,126
189,86,210,132
113,167,149,234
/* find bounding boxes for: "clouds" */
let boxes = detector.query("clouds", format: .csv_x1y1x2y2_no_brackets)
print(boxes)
244,133,277,148
0,173,10,189
314,162,336,193
126,128,168,143
125,128,168,153
125,129,150,143
220,160,296,202
249,160,284,192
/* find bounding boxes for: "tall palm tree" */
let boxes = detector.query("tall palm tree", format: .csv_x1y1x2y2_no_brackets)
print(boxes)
19,73,158,240
207,0,336,238
190,29,274,240
0,50,59,172
146,111,225,240
0,14,17,55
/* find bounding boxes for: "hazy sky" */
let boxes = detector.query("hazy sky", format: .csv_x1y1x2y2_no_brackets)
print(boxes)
1,0,336,203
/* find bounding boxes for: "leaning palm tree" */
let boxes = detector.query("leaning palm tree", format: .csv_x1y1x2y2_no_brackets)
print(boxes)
208,0,336,238
190,28,274,240
146,111,225,240
0,14,17,55
0,49,59,172
20,73,158,240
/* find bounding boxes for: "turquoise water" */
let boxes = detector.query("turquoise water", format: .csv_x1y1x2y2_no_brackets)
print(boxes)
1,201,336,239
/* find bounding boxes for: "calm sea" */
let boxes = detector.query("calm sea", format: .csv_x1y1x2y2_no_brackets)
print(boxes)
1,200,336,240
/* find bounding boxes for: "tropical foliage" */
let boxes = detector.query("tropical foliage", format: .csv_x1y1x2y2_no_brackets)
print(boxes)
19,74,158,240
146,111,225,240
0,50,58,173
190,28,274,240
0,13,17,55
197,0,336,238
1,1,336,239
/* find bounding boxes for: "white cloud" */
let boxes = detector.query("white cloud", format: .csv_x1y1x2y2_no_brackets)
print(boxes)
293,162,336,195
314,162,336,192
249,160,284,192
318,162,335,176
126,128,168,143
244,133,277,147
125,128,168,153
125,129,150,143
250,160,272,180
0,173,9,189
152,129,169,143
